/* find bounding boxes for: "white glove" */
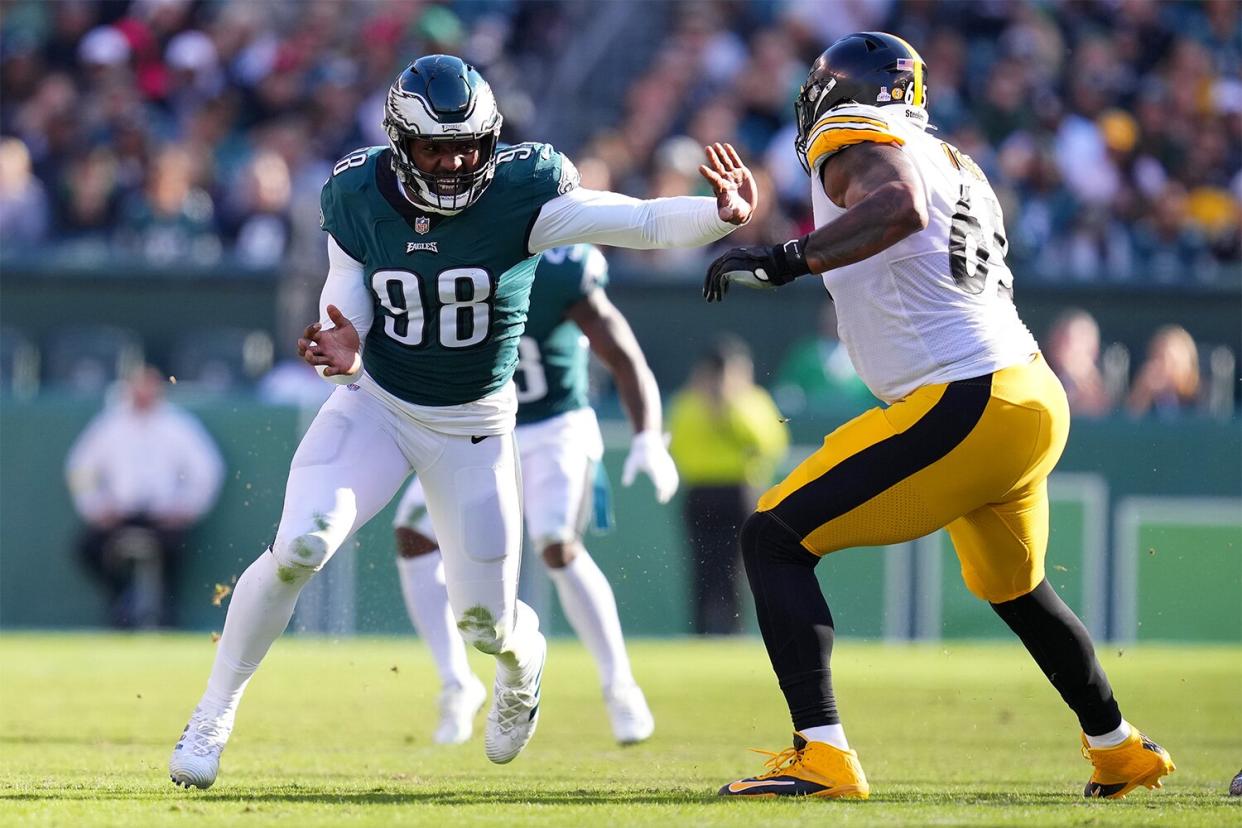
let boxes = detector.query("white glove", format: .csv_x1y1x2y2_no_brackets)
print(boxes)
621,430,680,504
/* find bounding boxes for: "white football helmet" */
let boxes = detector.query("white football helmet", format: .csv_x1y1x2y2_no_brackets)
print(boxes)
383,54,503,214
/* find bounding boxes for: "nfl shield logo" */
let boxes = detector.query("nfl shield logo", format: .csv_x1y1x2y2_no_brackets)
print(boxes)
415,216,430,235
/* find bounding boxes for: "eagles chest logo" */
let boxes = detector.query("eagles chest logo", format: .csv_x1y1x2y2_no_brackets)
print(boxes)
415,216,430,234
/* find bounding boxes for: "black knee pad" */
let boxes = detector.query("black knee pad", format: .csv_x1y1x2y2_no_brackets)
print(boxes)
740,511,818,571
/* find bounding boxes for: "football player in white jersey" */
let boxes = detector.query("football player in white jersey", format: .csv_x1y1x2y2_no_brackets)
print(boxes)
168,55,754,790
703,33,1174,800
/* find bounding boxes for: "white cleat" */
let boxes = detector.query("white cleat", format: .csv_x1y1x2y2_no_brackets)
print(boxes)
168,705,234,789
484,633,546,764
434,676,488,745
605,683,655,745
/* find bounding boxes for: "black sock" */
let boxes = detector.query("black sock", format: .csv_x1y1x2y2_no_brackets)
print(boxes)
991,579,1122,736
740,510,838,730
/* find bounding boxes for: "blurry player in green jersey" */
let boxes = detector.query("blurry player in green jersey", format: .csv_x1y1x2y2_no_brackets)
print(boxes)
170,55,754,789
392,244,677,746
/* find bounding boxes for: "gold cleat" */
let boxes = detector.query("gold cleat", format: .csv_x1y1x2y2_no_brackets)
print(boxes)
1081,729,1175,799
718,732,870,799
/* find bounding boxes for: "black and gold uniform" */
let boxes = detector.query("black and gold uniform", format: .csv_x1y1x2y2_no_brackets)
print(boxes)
711,31,1173,801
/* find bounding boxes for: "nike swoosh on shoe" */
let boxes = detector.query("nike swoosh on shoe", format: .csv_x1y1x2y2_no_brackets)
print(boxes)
727,779,797,793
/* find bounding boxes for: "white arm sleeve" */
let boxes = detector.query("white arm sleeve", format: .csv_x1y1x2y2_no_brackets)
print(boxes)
528,188,738,254
316,235,373,385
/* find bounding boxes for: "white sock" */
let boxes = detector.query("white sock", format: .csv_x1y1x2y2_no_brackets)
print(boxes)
494,600,543,684
396,553,475,689
1085,720,1132,748
547,551,635,692
800,724,850,751
201,550,308,712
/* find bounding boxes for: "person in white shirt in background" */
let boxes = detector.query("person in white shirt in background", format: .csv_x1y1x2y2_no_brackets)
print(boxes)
65,365,225,628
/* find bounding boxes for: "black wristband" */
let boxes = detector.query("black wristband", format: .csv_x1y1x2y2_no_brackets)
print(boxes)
772,235,812,283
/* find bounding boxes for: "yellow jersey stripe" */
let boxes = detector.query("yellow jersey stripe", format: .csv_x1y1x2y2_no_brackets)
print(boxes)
813,113,889,131
808,121,883,145
806,127,904,169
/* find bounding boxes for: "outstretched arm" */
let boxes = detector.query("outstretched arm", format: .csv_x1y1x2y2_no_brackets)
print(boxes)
703,142,927,301
568,289,678,503
529,143,755,254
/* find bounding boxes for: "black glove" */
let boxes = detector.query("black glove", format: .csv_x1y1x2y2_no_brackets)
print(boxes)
703,236,811,302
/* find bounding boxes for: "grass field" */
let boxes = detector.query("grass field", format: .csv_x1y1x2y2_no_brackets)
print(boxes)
1,634,1238,826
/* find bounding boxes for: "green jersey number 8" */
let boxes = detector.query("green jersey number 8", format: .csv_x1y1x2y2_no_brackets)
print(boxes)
513,336,548,403
370,267,493,349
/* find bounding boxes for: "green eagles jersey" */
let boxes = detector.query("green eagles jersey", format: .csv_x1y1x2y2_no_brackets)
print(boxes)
319,142,577,406
512,244,609,425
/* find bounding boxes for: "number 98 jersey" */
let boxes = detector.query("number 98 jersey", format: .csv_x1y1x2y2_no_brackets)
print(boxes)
320,142,574,407
807,103,1038,404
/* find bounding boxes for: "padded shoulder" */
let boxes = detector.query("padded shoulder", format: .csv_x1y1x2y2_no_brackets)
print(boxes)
805,103,905,173
494,142,579,208
319,147,385,260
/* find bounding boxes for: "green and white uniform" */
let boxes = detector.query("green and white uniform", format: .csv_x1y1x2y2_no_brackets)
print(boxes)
396,244,609,546
273,143,734,678
391,245,660,744
319,143,574,433
513,243,608,425
168,53,731,782
318,145,736,437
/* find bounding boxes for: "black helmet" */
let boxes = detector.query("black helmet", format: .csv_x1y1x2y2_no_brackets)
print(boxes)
383,55,503,214
794,32,928,174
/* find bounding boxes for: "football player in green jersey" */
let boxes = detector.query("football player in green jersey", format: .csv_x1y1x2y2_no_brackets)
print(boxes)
391,244,677,746
170,55,754,789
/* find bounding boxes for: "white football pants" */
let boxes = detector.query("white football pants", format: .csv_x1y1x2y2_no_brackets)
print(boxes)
395,407,604,546
199,382,535,685
275,384,532,656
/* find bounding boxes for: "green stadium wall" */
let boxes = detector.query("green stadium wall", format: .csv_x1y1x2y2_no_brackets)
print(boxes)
2,398,1237,642
2,268,1240,400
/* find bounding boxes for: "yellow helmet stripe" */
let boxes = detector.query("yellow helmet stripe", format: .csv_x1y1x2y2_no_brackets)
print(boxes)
889,34,925,108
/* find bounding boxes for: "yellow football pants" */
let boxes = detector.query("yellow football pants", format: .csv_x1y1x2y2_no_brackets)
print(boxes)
758,354,1070,603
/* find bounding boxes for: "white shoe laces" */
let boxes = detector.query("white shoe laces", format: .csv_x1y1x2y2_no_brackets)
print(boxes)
492,684,539,734
180,710,231,757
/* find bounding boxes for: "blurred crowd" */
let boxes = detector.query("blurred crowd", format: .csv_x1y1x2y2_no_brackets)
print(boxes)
0,0,1235,420
773,301,1236,420
605,0,1242,283
0,0,566,268
0,0,1238,284
1044,310,1237,418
